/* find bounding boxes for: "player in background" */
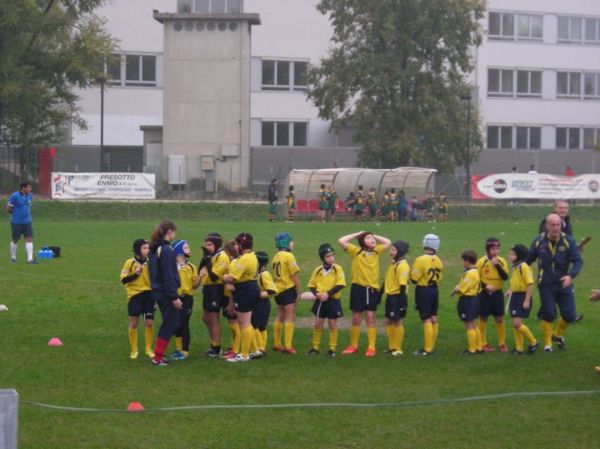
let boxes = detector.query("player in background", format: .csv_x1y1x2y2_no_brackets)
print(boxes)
451,250,482,355
253,251,277,357
424,192,436,223
506,244,539,355
476,238,509,352
318,184,328,222
120,239,154,360
367,187,378,220
410,234,444,356
267,179,278,222
389,189,399,221
383,241,410,356
327,185,338,222
438,192,448,221
287,186,296,223
307,244,346,357
355,185,365,220
339,231,391,357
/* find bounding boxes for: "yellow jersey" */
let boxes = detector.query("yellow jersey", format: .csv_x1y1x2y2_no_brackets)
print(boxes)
410,254,444,287
201,250,230,286
345,243,385,289
384,259,410,295
458,267,480,297
120,258,151,300
476,256,509,291
229,251,259,283
272,250,300,292
258,270,277,298
177,262,198,296
307,263,346,300
510,262,534,293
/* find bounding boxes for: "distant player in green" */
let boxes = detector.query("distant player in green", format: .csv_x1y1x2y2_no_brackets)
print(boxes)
367,187,378,220
345,192,356,216
267,179,278,222
318,184,328,222
287,186,296,223
308,244,346,357
389,189,399,221
354,185,365,219
424,192,435,222
327,185,338,222
383,240,410,355
438,192,448,221
451,250,482,355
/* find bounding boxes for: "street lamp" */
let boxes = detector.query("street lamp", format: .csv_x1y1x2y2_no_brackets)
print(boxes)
460,93,472,202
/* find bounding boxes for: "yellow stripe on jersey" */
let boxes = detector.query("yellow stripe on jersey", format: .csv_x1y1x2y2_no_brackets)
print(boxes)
178,262,198,296
201,251,230,285
272,251,300,292
307,263,346,300
384,259,410,295
259,270,277,297
120,258,151,300
229,252,259,283
458,267,480,296
410,254,444,287
476,256,508,290
344,243,385,289
510,262,534,293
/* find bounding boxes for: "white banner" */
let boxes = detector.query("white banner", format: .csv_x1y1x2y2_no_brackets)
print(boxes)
51,173,156,200
472,173,600,200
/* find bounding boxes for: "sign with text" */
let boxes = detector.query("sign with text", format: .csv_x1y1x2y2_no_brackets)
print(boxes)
51,173,156,200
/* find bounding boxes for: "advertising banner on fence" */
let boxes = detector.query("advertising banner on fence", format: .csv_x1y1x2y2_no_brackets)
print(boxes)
471,173,600,200
51,173,156,200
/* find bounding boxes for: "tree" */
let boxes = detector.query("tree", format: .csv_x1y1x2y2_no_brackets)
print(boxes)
307,0,485,172
0,0,116,150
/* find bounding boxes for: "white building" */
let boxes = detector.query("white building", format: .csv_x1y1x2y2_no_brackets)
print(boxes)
63,0,600,190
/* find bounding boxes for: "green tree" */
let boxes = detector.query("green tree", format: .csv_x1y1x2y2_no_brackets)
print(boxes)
0,0,116,150
308,0,485,172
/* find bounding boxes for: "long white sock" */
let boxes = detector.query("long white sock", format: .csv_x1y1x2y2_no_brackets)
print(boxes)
10,242,17,260
25,242,33,261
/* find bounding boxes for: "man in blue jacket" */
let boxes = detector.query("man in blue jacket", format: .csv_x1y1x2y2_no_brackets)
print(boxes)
527,214,583,352
6,181,35,263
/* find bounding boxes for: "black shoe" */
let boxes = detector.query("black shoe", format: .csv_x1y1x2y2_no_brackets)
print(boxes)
552,335,566,350
383,349,395,355
461,350,476,356
205,348,221,357
413,349,431,356
575,314,584,323
327,349,336,357
527,342,540,354
511,349,524,355
307,348,320,355
152,357,169,366
27,259,38,264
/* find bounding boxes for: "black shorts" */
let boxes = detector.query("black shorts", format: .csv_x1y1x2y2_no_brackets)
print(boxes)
202,284,227,313
233,281,260,313
385,294,407,321
457,295,480,322
275,287,297,306
509,292,532,319
311,298,343,319
179,294,194,317
128,291,155,319
251,299,271,330
479,290,505,318
349,284,380,312
415,285,439,320
11,223,33,241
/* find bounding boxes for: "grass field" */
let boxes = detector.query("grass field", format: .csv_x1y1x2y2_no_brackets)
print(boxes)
1,213,600,449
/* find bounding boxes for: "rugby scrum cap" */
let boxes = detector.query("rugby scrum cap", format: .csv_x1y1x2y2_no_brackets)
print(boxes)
256,251,269,269
132,239,148,256
205,232,223,249
235,233,253,250
318,243,335,261
172,240,188,257
275,232,292,250
392,240,409,260
423,234,440,252
511,244,528,262
485,237,500,252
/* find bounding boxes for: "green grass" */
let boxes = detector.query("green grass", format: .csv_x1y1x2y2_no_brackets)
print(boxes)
1,218,600,448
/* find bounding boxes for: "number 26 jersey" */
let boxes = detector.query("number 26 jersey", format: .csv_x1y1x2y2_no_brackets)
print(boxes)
410,254,444,287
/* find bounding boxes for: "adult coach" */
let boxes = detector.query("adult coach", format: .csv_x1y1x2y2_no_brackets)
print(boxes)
527,213,583,352
538,200,572,236
6,181,35,263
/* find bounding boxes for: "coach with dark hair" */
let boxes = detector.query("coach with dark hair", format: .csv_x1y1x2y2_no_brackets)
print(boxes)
527,213,582,353
6,181,36,264
538,199,572,236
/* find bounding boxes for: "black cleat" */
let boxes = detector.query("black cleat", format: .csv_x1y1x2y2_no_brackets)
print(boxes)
413,349,431,356
461,350,477,356
511,349,524,355
307,348,320,355
552,335,566,350
527,342,540,354
327,349,336,357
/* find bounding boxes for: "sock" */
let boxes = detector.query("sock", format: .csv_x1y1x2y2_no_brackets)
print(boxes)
25,242,33,261
467,329,477,352
432,322,439,349
517,324,536,345
329,329,338,351
274,320,283,347
312,328,322,350
284,322,295,349
367,326,377,351
495,321,506,346
478,320,488,346
230,322,241,353
175,336,183,352
144,326,154,353
240,326,253,358
153,337,169,361
254,329,264,351
475,327,483,351
396,325,405,352
260,330,268,351
249,328,258,353
128,327,138,354
423,322,434,353
10,242,17,260
386,325,396,350
541,320,553,347
350,325,361,348
514,328,524,352
554,317,569,337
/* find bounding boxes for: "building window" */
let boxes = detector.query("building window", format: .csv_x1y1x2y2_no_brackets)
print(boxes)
261,121,308,146
104,53,157,87
106,54,122,85
489,12,542,40
516,127,541,149
583,128,600,149
516,70,542,97
558,16,583,42
487,125,513,149
583,73,600,99
556,127,581,150
178,0,242,13
585,18,600,43
557,72,581,98
488,69,513,97
262,60,308,91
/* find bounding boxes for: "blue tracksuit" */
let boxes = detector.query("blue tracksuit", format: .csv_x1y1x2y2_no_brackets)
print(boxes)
150,240,182,339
